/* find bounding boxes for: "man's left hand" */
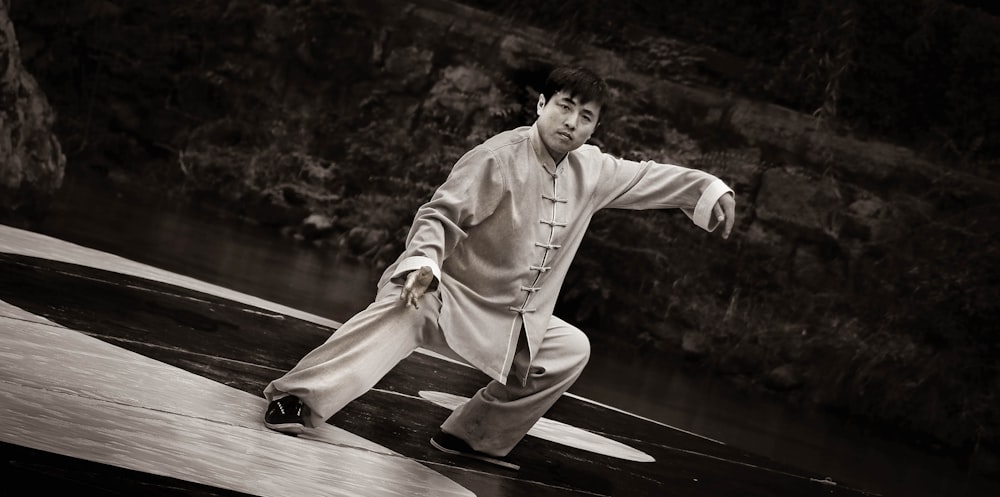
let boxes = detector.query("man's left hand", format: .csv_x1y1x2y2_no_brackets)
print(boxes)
712,192,735,239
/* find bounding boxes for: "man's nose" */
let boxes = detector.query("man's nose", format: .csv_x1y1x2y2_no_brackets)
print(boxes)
564,112,577,129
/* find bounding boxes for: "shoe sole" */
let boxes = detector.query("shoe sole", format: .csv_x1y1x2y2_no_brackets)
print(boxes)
264,421,305,436
430,437,520,470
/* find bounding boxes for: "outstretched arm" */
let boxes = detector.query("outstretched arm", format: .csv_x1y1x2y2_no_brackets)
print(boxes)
594,152,735,236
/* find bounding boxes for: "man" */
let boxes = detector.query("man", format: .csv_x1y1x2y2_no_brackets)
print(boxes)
263,66,735,469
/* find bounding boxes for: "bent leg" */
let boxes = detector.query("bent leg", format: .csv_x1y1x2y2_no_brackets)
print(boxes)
440,316,590,456
264,284,440,428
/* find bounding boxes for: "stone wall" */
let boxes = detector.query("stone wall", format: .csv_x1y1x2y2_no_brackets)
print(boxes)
0,0,64,227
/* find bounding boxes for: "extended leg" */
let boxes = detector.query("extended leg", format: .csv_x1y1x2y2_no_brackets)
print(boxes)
264,284,441,429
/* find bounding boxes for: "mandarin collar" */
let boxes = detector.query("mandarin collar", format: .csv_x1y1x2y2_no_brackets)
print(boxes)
529,123,563,176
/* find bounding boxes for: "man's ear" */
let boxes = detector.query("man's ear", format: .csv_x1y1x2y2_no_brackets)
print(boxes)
536,94,547,116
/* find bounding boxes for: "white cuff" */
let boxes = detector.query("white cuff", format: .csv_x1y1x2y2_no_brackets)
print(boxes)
692,179,733,231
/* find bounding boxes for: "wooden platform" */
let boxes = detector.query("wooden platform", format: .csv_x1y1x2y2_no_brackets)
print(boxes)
0,224,877,496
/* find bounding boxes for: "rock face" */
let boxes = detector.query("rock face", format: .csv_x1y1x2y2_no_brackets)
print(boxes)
0,1,64,227
8,0,1000,462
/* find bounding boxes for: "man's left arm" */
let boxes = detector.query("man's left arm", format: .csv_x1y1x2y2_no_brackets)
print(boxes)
596,153,736,237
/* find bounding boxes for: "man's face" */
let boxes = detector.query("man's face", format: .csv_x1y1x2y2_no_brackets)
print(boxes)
536,91,601,161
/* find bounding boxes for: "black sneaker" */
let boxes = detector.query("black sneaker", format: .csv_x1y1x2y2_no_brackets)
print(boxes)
264,395,305,435
430,431,520,470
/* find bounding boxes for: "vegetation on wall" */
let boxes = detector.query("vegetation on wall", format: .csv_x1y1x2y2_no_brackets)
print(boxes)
464,0,1000,167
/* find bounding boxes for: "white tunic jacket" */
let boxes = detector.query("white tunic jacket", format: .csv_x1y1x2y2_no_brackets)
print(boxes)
378,124,732,384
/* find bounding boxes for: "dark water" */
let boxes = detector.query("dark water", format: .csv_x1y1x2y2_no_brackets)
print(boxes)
28,177,999,497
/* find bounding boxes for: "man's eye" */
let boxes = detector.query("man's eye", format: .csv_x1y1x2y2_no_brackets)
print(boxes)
560,104,571,111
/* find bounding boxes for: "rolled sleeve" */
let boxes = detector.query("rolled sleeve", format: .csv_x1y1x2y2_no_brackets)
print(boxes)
692,179,733,231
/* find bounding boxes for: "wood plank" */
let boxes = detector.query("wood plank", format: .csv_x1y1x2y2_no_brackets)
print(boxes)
0,315,473,497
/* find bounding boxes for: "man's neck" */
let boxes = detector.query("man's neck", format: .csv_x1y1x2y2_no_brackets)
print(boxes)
543,144,565,164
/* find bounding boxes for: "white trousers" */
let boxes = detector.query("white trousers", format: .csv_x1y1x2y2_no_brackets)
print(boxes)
263,283,591,456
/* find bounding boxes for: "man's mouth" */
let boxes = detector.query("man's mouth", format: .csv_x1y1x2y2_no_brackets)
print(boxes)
556,131,573,140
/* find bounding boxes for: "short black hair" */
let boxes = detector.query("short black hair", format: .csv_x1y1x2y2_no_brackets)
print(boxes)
542,66,609,116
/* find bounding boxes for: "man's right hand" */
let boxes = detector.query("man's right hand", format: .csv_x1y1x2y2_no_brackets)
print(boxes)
400,266,435,309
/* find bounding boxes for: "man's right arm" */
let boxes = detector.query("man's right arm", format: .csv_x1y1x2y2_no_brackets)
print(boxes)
387,146,507,293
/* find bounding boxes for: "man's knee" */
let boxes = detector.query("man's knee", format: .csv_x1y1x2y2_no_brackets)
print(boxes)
546,317,591,368
564,326,591,369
